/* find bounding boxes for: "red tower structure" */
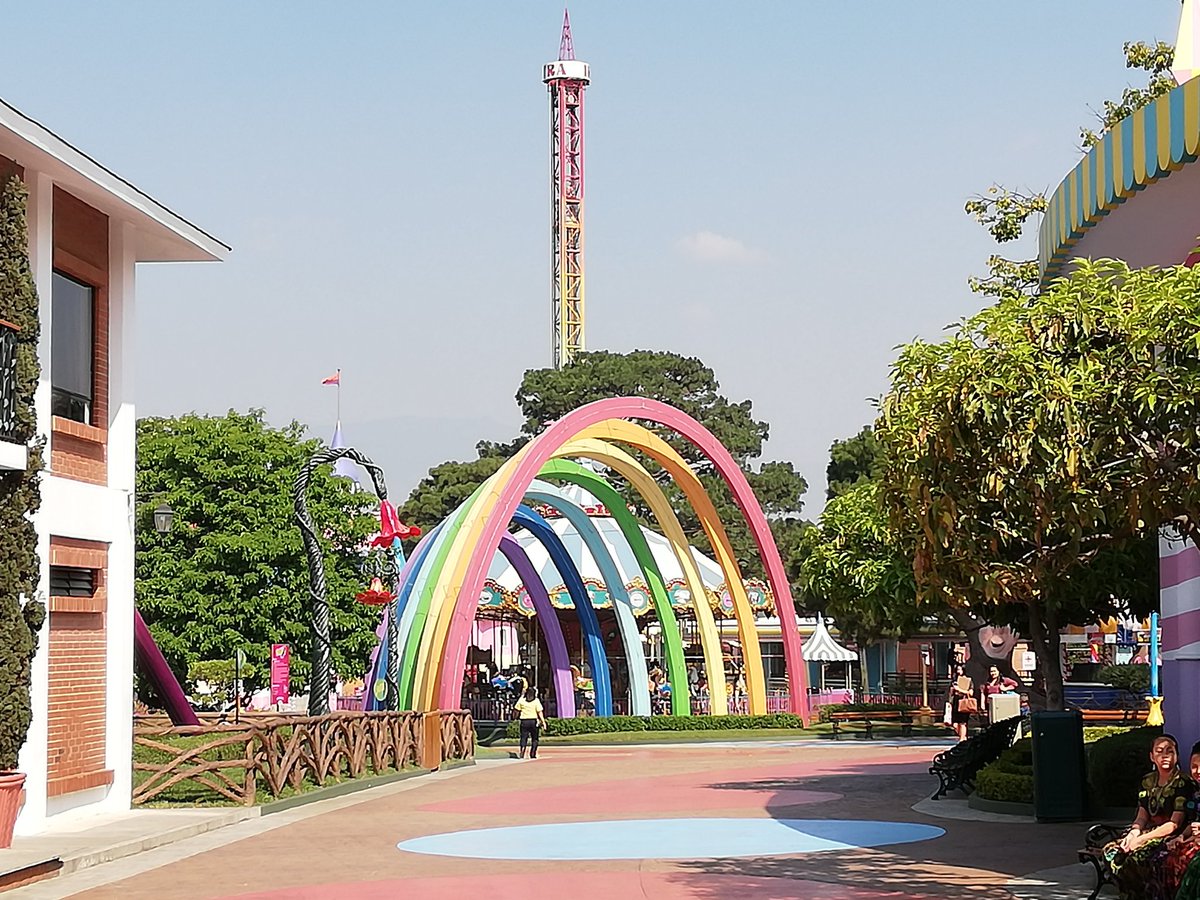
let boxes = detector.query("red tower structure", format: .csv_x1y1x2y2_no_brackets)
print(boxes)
544,10,590,368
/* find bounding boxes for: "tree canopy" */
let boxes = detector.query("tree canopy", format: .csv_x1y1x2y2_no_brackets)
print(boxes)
876,261,1175,707
400,350,808,574
136,410,379,700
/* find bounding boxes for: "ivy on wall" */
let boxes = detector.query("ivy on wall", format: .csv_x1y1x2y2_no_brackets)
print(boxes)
0,173,46,771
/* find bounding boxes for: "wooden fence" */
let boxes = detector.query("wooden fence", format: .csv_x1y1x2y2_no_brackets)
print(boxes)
133,710,472,807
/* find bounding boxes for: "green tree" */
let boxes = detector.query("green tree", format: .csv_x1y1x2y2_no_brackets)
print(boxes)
400,350,809,575
0,173,46,771
1079,40,1176,149
825,427,883,501
876,261,1172,709
187,658,257,710
136,410,379,700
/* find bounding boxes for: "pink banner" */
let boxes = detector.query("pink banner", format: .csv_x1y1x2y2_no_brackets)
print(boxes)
270,644,290,705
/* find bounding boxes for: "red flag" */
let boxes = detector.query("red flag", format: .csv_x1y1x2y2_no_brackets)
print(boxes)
321,371,340,385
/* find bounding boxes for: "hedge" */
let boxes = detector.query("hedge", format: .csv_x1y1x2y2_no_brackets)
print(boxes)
974,724,1163,808
1088,725,1163,809
815,702,917,724
975,738,1033,804
504,713,806,739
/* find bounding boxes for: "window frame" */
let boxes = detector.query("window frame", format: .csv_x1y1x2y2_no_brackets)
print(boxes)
49,268,97,426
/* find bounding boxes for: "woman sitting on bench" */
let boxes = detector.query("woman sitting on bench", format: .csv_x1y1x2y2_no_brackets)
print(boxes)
1104,734,1194,899
1164,742,1200,898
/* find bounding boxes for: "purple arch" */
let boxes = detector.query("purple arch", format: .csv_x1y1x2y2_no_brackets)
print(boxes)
498,534,575,718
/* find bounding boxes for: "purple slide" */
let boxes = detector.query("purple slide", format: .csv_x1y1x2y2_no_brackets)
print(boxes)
134,608,200,726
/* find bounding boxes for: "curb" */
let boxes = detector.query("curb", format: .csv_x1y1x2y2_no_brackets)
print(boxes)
56,809,259,877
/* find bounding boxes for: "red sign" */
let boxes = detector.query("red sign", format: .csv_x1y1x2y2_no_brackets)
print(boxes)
270,644,290,706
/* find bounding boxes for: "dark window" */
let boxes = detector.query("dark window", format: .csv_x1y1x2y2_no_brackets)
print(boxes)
51,271,94,424
49,565,96,597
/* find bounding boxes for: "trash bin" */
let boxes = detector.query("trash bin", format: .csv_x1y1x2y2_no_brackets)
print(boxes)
988,692,1021,724
1030,709,1086,822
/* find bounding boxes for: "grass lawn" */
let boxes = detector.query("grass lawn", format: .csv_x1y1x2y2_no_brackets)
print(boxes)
488,723,953,746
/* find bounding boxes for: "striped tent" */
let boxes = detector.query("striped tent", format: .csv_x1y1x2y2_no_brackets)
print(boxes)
803,618,856,691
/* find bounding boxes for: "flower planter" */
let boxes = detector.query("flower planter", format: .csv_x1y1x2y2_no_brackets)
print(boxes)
0,772,26,848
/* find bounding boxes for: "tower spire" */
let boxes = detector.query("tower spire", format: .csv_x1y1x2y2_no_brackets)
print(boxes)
544,12,590,368
559,9,575,61
1175,0,1200,86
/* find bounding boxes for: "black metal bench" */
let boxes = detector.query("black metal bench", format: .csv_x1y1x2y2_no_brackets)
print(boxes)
928,715,1021,800
1078,823,1127,900
828,710,914,740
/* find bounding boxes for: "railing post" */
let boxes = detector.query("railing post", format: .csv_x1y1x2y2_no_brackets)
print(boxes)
421,711,442,770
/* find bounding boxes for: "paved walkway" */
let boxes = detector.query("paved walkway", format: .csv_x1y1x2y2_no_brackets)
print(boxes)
8,741,1107,899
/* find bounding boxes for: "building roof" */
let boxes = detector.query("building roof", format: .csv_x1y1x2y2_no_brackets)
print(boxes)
0,97,229,263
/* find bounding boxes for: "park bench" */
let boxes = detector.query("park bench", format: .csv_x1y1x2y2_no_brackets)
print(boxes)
1078,823,1128,900
1079,707,1148,726
828,709,914,740
928,715,1021,800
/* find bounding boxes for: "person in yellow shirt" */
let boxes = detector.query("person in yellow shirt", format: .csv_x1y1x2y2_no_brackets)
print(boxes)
514,686,547,759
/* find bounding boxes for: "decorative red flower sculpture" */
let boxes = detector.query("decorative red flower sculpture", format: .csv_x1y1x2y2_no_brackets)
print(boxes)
370,500,421,548
356,576,394,606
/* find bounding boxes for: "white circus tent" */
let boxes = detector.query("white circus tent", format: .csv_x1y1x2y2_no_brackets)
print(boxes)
802,617,856,690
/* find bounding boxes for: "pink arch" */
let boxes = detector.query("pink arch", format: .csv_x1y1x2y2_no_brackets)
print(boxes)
436,398,811,722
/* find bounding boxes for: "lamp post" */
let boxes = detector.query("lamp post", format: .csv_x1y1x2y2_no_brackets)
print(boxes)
153,501,174,534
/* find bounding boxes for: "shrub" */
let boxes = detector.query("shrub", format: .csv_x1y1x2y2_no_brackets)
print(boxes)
975,737,1034,804
504,713,806,739
1088,725,1163,809
816,702,916,724
1098,664,1150,695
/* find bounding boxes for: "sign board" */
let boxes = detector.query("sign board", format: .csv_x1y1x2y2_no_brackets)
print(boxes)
1020,651,1037,672
270,644,291,706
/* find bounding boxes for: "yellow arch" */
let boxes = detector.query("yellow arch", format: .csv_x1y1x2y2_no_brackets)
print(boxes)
411,425,773,715
576,421,766,713
412,438,732,714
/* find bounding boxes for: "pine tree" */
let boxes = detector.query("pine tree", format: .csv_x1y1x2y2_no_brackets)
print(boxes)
0,173,46,771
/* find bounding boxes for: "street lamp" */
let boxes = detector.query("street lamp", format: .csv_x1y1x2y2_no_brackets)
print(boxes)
153,501,174,535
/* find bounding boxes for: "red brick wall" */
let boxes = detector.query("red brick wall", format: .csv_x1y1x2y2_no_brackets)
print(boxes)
50,188,109,486
46,537,112,797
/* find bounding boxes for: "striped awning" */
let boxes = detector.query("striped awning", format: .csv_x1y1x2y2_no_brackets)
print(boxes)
802,618,857,662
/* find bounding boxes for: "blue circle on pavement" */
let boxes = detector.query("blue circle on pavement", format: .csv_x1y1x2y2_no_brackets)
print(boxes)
397,818,944,860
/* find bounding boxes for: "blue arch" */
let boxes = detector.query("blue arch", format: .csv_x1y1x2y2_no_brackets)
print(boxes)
525,482,650,716
513,504,613,716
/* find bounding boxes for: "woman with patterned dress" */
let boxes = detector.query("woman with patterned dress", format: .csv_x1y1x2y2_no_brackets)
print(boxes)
1104,734,1193,899
1165,742,1200,898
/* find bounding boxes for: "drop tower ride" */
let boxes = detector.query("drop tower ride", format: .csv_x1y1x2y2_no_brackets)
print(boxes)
544,10,589,368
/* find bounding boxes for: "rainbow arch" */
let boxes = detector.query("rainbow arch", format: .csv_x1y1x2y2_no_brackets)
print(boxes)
389,398,810,723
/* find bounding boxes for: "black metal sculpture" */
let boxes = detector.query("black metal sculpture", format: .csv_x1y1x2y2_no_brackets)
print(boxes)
293,447,398,715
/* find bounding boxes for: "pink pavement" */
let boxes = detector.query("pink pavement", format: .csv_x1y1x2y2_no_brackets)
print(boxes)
61,742,1081,900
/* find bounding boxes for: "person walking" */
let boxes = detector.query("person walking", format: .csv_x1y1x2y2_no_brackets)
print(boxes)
948,664,976,743
514,686,547,760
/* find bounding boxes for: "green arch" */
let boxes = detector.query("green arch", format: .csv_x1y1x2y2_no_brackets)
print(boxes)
538,459,689,717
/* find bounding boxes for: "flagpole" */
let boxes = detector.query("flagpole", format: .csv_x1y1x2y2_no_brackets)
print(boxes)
336,368,341,425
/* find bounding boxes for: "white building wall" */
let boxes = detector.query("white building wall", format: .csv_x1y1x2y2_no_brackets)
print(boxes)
15,184,140,833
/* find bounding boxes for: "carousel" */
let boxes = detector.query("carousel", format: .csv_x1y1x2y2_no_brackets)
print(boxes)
466,479,779,718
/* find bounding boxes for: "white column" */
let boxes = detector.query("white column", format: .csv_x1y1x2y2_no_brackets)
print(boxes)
16,171,55,834
103,220,136,810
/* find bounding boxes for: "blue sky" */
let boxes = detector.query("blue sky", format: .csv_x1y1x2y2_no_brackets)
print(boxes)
0,2,1183,514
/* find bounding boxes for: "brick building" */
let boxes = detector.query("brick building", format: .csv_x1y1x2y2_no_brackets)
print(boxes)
0,98,226,833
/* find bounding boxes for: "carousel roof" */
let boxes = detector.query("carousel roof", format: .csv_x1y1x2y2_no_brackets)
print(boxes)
482,509,775,618
802,618,857,662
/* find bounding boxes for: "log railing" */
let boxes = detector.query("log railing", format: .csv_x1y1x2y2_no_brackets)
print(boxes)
133,710,472,807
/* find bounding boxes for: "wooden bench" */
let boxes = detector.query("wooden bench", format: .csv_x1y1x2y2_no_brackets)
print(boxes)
928,715,1021,800
1079,708,1148,726
828,710,914,740
1078,823,1127,900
